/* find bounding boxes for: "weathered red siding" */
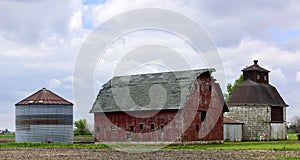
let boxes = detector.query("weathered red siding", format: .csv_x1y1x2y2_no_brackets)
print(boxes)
94,73,225,143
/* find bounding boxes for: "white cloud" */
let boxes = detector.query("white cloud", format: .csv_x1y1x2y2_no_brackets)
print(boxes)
47,76,73,89
0,0,84,45
296,71,300,82
87,0,300,48
219,39,300,83
0,113,14,131
269,68,288,85
48,78,63,89
0,101,15,131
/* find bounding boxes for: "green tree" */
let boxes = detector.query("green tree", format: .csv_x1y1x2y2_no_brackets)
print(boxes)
224,74,243,101
289,115,300,133
74,119,91,135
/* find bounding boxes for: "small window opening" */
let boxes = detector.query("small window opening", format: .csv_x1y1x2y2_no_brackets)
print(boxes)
96,127,100,131
201,111,207,122
196,125,199,132
160,125,164,132
257,75,260,79
111,126,115,131
150,124,155,130
139,124,144,130
130,126,134,132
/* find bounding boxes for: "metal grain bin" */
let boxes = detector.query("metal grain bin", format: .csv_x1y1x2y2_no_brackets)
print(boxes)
15,88,73,143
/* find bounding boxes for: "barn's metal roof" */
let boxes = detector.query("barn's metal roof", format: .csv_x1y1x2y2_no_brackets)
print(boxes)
228,79,288,107
15,88,73,106
90,68,224,113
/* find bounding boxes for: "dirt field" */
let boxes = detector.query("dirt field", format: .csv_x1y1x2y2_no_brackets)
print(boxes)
0,148,299,160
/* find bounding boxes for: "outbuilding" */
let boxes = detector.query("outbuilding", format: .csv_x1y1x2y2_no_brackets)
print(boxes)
15,88,73,143
223,117,243,141
226,60,288,141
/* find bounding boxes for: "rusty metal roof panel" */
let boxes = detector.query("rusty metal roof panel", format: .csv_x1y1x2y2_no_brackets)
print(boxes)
228,79,288,107
15,88,73,106
224,117,243,124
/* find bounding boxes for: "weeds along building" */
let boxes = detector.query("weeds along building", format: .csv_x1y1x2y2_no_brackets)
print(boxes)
15,88,73,143
226,60,288,141
90,69,229,143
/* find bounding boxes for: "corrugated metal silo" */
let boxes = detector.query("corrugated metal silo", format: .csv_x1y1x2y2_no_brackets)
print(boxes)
15,88,73,143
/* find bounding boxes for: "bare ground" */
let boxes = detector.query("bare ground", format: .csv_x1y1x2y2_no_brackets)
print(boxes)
0,148,299,160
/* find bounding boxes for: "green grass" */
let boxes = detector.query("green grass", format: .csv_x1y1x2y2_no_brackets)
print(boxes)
165,140,300,151
0,133,299,151
0,140,299,151
0,133,15,138
164,133,300,151
276,156,300,160
288,133,299,141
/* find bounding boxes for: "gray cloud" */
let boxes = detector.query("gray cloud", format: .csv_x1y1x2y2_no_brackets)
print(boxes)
0,0,78,45
1,0,300,130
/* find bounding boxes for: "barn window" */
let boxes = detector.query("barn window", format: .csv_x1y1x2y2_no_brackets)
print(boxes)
209,85,211,92
271,107,283,122
139,124,144,130
264,76,267,81
196,125,199,132
160,125,164,132
150,124,155,130
111,126,115,131
257,75,260,79
130,126,135,132
201,111,207,122
96,127,100,131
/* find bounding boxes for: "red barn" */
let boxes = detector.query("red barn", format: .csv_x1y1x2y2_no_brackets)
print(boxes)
90,69,228,144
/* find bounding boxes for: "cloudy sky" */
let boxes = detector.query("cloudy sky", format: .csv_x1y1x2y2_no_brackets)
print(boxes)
1,0,300,131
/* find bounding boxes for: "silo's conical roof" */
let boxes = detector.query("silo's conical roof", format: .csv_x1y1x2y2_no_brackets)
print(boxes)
15,88,73,106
